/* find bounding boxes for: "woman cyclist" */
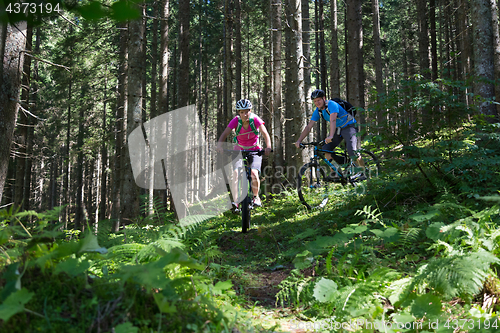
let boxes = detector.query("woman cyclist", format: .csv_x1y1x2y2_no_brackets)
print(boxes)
217,99,272,208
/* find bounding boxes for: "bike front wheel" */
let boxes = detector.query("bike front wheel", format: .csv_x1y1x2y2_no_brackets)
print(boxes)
241,195,252,233
297,163,330,210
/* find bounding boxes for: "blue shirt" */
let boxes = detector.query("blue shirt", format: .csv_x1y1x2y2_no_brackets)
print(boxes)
311,100,356,128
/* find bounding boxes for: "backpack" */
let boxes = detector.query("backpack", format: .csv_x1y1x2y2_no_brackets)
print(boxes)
332,98,356,117
321,98,356,120
233,114,259,143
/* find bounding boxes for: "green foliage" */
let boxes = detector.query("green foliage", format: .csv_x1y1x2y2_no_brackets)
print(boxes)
0,208,248,332
275,269,313,308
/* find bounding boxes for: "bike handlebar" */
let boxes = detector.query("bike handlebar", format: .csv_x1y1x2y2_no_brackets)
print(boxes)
221,149,273,156
299,140,326,148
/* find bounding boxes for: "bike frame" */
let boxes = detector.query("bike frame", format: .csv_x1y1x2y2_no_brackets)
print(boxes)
302,141,367,184
312,146,344,178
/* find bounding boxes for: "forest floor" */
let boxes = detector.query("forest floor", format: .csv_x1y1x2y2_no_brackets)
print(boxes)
204,201,339,333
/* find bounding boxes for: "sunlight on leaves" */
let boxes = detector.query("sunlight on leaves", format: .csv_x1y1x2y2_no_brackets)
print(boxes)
410,293,442,319
79,232,108,254
313,278,338,303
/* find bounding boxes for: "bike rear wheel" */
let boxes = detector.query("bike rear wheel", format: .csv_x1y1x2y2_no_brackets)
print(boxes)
297,163,330,210
241,195,251,233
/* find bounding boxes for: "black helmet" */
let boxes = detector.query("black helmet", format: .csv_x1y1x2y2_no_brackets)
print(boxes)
235,99,253,110
311,89,325,99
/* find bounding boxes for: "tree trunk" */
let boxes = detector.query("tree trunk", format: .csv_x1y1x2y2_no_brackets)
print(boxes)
430,0,438,81
285,0,292,165
417,0,430,78
148,0,160,217
121,14,144,224
319,0,327,93
491,0,500,116
223,0,233,126
0,22,27,204
175,0,190,221
471,0,497,120
372,0,385,132
272,0,283,190
75,94,86,230
99,68,109,222
288,0,306,171
330,0,340,99
303,0,312,113
112,22,128,230
159,0,170,115
262,17,272,197
346,0,363,109
235,0,242,99
14,26,32,210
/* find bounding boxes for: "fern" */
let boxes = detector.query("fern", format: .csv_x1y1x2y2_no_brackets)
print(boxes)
398,227,422,248
314,267,397,320
404,251,499,301
275,270,313,308
355,205,386,227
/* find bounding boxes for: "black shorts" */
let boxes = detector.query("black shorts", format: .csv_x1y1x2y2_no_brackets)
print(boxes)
233,151,263,173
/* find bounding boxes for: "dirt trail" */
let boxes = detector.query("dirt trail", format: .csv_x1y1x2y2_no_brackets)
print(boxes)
217,230,310,332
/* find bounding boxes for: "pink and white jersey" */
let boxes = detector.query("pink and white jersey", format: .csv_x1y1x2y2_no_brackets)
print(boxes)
228,114,265,150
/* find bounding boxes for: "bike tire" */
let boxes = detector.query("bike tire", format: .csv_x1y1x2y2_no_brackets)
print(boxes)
241,195,251,233
297,163,330,210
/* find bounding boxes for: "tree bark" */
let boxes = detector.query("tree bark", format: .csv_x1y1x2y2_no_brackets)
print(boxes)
223,0,233,126
14,26,32,210
471,0,497,120
75,89,86,230
330,0,340,99
112,22,128,230
175,0,190,220
288,0,306,171
99,67,109,222
372,0,385,132
0,22,27,204
121,14,143,224
159,0,170,115
430,0,438,81
346,0,363,109
490,0,500,116
235,0,242,99
272,0,283,188
417,0,430,78
303,0,311,112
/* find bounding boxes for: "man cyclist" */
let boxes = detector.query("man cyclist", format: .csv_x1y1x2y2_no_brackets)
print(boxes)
217,99,272,208
295,89,366,179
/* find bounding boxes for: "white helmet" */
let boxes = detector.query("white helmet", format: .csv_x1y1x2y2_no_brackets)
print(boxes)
235,99,252,110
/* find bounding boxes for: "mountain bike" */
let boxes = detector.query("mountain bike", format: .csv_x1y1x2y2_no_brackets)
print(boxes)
297,141,380,209
223,149,272,233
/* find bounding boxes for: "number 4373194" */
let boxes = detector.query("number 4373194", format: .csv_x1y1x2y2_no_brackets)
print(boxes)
444,318,498,330
5,2,63,14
